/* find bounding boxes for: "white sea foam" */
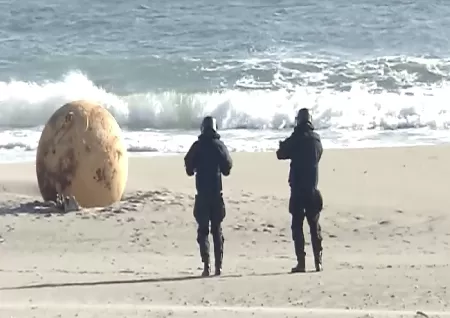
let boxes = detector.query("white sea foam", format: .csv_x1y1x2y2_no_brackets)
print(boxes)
0,67,450,162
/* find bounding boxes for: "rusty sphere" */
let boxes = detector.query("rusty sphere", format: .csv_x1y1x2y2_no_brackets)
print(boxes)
36,100,128,208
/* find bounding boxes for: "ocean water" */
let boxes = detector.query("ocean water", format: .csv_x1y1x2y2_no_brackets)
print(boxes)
1,0,450,163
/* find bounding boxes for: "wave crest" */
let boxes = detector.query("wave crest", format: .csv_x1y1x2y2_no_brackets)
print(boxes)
1,59,450,131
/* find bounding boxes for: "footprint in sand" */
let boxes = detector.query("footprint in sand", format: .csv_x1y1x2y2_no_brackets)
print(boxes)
233,224,246,231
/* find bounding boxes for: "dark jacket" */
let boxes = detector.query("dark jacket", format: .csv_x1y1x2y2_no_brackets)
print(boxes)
184,130,233,196
276,123,323,191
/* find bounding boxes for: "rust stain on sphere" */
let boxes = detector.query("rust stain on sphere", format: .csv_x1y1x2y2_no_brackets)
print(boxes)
36,100,128,208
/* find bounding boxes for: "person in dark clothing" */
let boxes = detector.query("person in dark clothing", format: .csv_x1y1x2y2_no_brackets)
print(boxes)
276,108,324,273
184,116,233,277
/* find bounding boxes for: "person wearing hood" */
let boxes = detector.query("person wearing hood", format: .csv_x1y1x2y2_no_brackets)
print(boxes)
276,108,324,273
184,116,233,277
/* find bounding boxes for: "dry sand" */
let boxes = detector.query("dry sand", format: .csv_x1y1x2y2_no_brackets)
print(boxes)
0,146,449,318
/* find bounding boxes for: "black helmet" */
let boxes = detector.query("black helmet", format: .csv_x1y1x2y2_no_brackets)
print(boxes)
295,108,312,126
201,116,217,133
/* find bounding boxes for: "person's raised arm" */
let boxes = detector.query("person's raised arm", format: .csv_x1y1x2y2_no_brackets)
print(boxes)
276,136,294,160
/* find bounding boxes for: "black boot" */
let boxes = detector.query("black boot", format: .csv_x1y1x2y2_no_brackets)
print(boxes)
197,229,210,277
212,229,224,276
291,257,306,273
314,250,323,272
214,245,223,275
214,262,221,276
214,243,222,276
291,240,306,273
202,261,210,277
309,215,323,272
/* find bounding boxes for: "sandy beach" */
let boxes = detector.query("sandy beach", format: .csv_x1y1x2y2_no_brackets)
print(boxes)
1,146,449,318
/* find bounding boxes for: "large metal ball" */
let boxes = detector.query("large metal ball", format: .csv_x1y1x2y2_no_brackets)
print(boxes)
36,100,128,208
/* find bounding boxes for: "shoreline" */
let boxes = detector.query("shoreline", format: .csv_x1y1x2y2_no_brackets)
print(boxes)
3,142,450,165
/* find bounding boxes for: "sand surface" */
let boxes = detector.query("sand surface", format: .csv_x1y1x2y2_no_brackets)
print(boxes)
1,146,449,318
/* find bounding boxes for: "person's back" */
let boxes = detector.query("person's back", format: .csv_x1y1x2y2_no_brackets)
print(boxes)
276,108,324,273
192,131,231,196
281,124,322,191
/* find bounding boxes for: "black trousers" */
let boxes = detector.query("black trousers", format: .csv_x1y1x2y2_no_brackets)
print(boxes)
193,193,226,265
289,188,323,260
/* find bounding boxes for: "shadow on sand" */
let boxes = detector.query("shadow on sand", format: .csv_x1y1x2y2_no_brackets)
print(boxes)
0,190,182,216
0,270,319,291
0,200,68,216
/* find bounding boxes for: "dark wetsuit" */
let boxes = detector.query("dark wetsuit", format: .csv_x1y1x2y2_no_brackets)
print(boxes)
276,122,324,262
184,130,233,268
